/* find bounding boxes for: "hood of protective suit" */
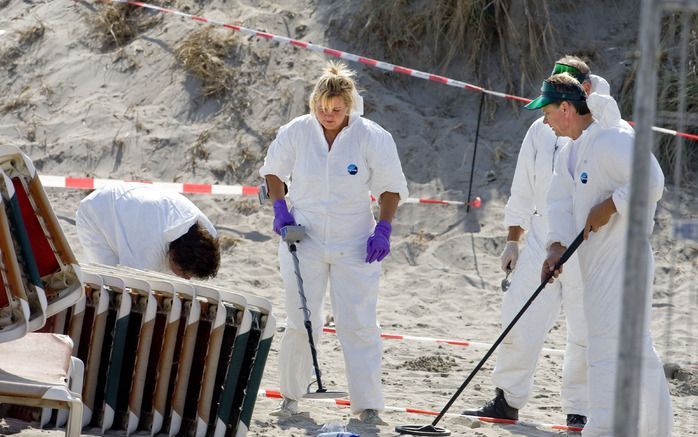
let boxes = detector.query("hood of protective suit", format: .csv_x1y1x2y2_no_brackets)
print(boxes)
587,74,624,129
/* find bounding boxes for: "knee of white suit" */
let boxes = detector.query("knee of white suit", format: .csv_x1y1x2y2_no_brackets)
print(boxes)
335,325,384,413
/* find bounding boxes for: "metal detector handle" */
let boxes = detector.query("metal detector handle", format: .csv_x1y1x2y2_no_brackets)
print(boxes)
556,231,584,268
258,178,289,204
257,181,269,204
426,229,585,428
284,225,326,393
281,225,306,245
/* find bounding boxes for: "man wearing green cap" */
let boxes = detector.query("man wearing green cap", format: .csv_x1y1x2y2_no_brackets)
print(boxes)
540,73,672,437
462,56,599,429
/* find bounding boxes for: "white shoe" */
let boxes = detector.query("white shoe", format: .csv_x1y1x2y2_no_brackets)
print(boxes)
359,409,387,425
270,398,299,418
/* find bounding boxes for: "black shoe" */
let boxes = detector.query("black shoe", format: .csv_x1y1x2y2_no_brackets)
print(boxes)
461,388,519,420
566,414,587,428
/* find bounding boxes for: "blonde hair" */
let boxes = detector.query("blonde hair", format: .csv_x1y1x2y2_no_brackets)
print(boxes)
548,72,583,87
309,61,355,113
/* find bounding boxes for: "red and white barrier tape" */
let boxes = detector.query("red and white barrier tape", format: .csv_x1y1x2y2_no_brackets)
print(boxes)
323,326,563,355
104,0,698,143
39,174,258,195
39,175,482,207
258,389,583,433
274,324,564,355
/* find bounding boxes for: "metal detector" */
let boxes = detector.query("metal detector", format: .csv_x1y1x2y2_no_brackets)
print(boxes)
282,225,349,399
395,231,585,436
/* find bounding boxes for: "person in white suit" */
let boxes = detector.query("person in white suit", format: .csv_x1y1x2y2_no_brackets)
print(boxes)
76,183,220,279
535,73,672,437
463,56,617,429
259,61,408,425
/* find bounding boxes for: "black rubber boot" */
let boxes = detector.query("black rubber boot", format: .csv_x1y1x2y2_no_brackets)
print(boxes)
566,414,587,428
461,388,519,420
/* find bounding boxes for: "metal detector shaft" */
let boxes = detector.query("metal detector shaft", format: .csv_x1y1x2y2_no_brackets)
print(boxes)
429,230,585,426
288,241,326,392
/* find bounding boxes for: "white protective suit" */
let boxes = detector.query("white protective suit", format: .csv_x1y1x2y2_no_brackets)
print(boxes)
76,183,217,273
546,121,672,437
494,116,587,415
259,113,408,413
493,74,616,415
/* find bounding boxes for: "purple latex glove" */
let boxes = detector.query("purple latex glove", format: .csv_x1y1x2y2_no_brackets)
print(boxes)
273,199,295,235
366,220,391,263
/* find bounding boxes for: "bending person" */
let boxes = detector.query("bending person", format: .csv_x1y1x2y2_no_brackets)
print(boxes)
536,73,672,437
76,183,220,279
259,61,408,425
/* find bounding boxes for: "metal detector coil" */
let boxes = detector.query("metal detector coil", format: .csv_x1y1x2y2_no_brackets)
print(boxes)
395,424,451,436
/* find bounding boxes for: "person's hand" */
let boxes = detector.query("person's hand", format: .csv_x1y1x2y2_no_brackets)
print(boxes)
500,241,519,272
272,199,295,235
366,220,391,263
584,197,616,240
541,242,566,284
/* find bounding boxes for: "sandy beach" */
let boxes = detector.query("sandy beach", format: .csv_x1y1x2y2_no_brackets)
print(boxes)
0,0,696,436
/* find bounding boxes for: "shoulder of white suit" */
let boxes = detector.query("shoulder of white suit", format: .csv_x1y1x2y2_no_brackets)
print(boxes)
284,113,314,129
594,123,633,146
356,116,391,137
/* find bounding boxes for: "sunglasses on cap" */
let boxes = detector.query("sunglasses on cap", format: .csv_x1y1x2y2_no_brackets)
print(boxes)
551,62,590,83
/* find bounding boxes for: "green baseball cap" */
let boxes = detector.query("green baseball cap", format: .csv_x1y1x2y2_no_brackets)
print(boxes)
524,79,587,110
551,62,590,83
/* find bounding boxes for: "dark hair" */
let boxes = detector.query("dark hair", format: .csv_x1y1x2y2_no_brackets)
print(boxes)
547,73,591,115
168,222,220,279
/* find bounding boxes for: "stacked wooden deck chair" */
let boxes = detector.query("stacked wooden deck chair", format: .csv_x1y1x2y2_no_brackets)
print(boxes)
56,263,275,437
0,146,83,322
0,146,86,436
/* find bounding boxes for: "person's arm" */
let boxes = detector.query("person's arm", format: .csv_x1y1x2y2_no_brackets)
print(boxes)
543,143,576,283
265,175,287,202
365,127,407,263
378,191,400,223
584,196,617,240
545,142,576,249
366,129,409,206
501,121,543,272
505,121,540,232
507,226,525,242
259,120,298,234
366,191,399,263
542,242,566,283
259,120,297,195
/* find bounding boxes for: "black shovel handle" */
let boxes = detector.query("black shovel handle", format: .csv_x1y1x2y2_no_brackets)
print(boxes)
430,230,585,426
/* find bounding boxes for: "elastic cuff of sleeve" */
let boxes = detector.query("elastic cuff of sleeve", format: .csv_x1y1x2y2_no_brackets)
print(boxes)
612,191,627,217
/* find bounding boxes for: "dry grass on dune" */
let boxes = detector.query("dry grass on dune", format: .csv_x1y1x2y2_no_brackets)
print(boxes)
91,2,165,49
174,25,239,98
619,13,698,187
0,20,46,72
0,20,46,114
348,0,554,94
